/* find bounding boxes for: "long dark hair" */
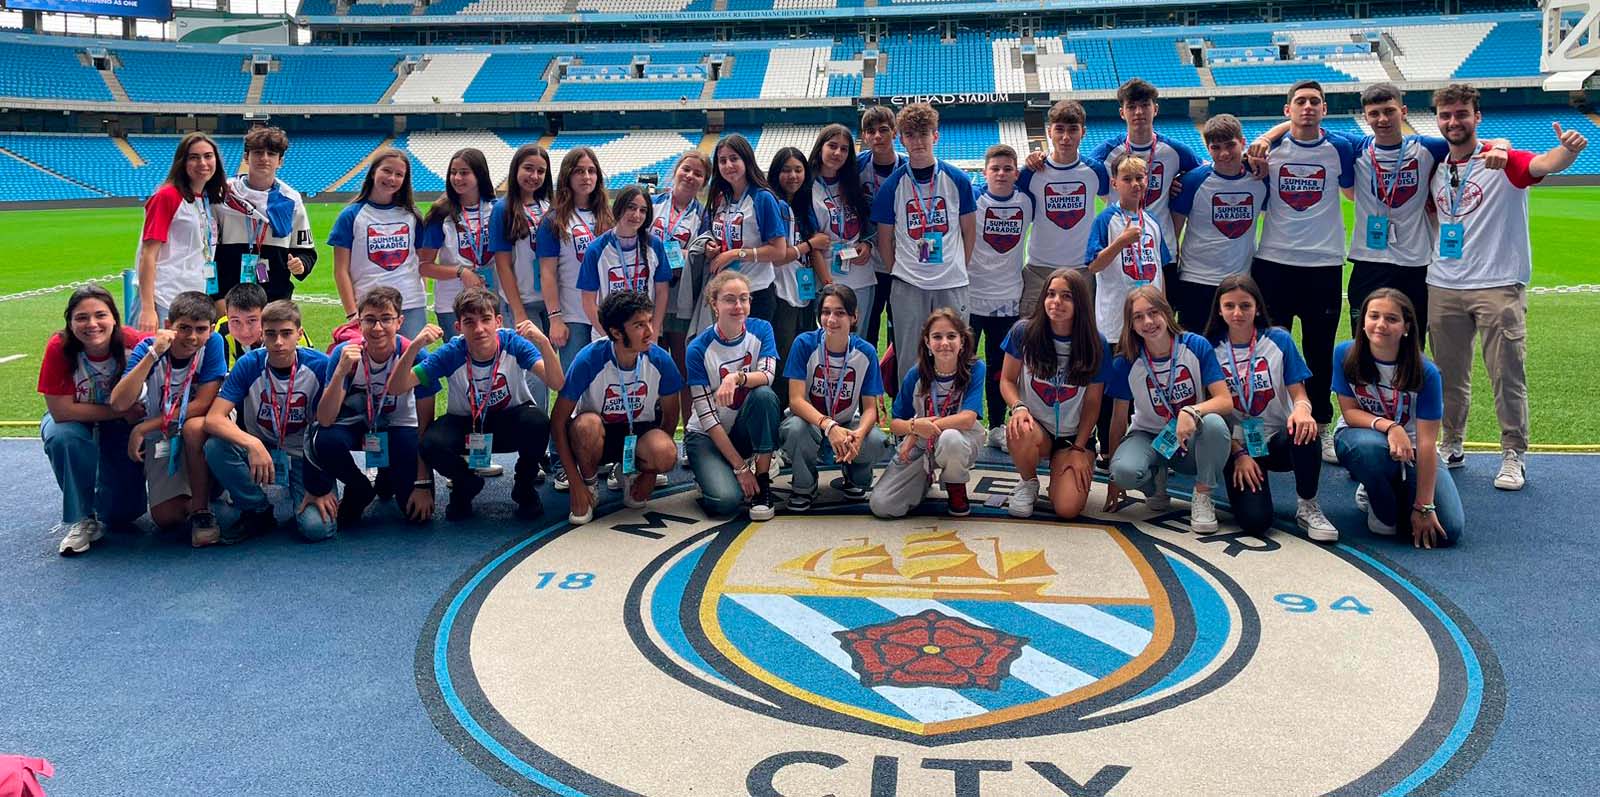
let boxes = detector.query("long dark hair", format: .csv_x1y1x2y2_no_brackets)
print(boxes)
1202,273,1274,346
916,308,976,408
1117,285,1181,361
353,147,421,223
504,143,553,242
610,185,656,239
766,146,817,239
1343,287,1424,392
59,285,128,378
705,134,771,215
423,147,495,229
807,123,872,231
551,147,613,242
162,131,227,204
1019,268,1101,384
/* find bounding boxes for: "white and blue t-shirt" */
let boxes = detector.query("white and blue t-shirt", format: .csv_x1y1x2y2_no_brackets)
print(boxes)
416,329,543,417
328,201,425,311
1017,156,1111,269
1335,133,1450,268
577,230,671,310
560,339,684,426
219,346,330,456
812,173,873,291
651,193,702,254
1171,165,1269,286
870,160,977,289
487,197,550,306
1107,332,1227,436
125,332,227,428
1000,322,1111,438
782,330,884,424
858,151,908,275
419,203,495,314
1256,132,1358,267
1090,132,1202,262
968,188,1035,317
323,338,440,429
536,208,602,327
893,361,986,421
684,319,779,434
1213,327,1311,440
772,200,816,309
1331,340,1444,442
705,186,787,294
1085,205,1172,337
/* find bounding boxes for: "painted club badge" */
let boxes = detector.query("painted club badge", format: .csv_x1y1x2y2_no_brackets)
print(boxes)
421,468,1500,796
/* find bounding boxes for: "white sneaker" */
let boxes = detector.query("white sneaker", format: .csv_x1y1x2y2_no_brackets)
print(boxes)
607,464,621,491
987,425,1008,452
568,503,594,526
1493,450,1526,491
1367,505,1398,536
1320,427,1339,465
1145,467,1171,512
1189,491,1219,534
1007,478,1040,518
1354,483,1370,513
57,518,105,556
1439,441,1466,470
621,473,648,509
1296,498,1338,542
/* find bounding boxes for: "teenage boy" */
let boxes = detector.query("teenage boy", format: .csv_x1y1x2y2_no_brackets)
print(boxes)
1090,79,1202,289
215,126,317,306
1170,114,1269,329
204,300,336,543
1426,83,1586,488
552,290,683,526
1246,80,1358,463
111,290,227,546
857,105,907,341
1088,154,1173,336
969,144,1036,445
872,102,977,384
312,286,439,527
390,288,562,521
1018,99,1110,317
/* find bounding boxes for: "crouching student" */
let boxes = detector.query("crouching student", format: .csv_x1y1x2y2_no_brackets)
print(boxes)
779,284,891,511
871,309,985,519
110,290,226,547
684,272,781,520
391,289,561,521
203,300,336,543
39,287,148,555
552,290,683,526
311,286,439,527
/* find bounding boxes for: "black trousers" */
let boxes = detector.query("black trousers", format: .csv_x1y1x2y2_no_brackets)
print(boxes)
1223,431,1323,535
1250,258,1342,424
1171,278,1219,333
1347,260,1430,349
969,312,1018,427
310,422,421,507
868,271,894,350
420,404,550,487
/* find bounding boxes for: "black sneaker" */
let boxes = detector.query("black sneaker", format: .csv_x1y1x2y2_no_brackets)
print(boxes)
512,477,544,520
338,479,376,528
189,511,221,548
830,475,867,501
750,475,775,521
446,473,486,521
221,508,276,545
786,490,815,512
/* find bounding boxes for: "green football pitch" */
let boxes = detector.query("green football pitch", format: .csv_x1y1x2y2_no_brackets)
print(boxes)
1,187,1596,445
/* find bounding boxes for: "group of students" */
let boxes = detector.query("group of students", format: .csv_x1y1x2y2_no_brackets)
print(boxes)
42,75,1587,555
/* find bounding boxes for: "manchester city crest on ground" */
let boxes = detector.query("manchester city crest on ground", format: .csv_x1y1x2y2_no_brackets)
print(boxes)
418,466,1502,796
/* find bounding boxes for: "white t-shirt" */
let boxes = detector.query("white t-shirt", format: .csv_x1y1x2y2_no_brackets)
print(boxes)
1090,132,1203,264
781,329,885,424
1106,332,1227,436
857,151,907,275
323,339,439,429
218,346,330,457
417,329,544,418
1017,156,1111,269
870,160,977,290
1256,132,1358,267
999,321,1111,438
706,187,787,293
812,173,874,291
577,230,672,309
139,184,217,309
536,208,602,326
328,201,426,310
684,318,779,434
1341,133,1450,268
1170,164,1268,286
420,203,495,314
559,339,684,426
967,189,1035,317
1331,340,1445,442
1085,205,1171,338
487,197,550,307
1427,143,1543,289
1213,327,1312,440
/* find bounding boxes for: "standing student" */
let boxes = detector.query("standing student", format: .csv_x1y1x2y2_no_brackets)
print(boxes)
489,144,555,413
998,268,1107,520
684,272,781,520
1426,83,1585,488
810,124,875,336
1087,155,1172,338
39,287,147,555
329,148,428,340
579,186,672,337
872,310,986,519
779,284,891,511
391,289,561,521
419,148,498,335
871,102,978,384
968,144,1035,446
111,290,226,546
538,147,614,383
1019,100,1110,317
1333,289,1461,548
214,126,317,307
654,149,711,433
204,300,336,543
1103,287,1234,534
1170,114,1268,330
857,106,907,343
311,286,439,528
134,131,226,332
702,134,788,322
552,290,683,526
767,146,833,397
1203,275,1336,541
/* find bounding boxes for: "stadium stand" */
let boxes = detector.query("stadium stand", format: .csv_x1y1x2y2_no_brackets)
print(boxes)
0,153,104,201
462,54,551,102
390,53,491,104
116,50,250,104
0,40,112,102
275,132,390,195
262,53,399,105
1455,20,1543,78
1053,36,1119,91
1476,107,1600,175
1108,37,1202,89
874,32,996,96
1387,22,1496,81
713,51,769,100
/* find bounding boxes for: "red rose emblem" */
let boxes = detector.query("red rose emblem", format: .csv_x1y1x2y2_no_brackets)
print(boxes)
834,609,1027,690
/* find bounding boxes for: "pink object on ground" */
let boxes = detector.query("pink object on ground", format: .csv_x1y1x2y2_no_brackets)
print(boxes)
0,756,53,797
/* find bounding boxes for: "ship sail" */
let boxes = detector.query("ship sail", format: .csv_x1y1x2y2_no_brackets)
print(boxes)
778,548,829,574
901,529,994,581
830,543,898,578
997,549,1056,580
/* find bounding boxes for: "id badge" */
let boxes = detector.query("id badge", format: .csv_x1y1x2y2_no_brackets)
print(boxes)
1151,419,1181,459
363,431,390,469
239,253,259,284
270,449,290,487
1365,216,1390,250
1438,223,1464,259
467,432,493,469
203,261,219,294
920,232,943,263
476,266,498,295
665,241,685,271
621,434,638,475
830,241,851,275
152,437,171,461
1241,417,1268,458
795,267,817,303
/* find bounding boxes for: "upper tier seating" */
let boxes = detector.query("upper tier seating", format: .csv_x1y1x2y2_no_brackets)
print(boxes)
117,50,250,104
0,41,112,102
262,54,398,104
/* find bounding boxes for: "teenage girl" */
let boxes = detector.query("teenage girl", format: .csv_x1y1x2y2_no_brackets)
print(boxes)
330,148,427,340
766,146,832,398
702,134,787,322
538,146,614,374
653,150,711,437
419,147,498,334
135,132,226,332
808,124,875,336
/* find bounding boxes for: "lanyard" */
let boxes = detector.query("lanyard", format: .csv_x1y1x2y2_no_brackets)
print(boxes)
572,209,595,251
910,173,938,237
79,354,113,403
719,197,743,252
264,356,298,450
616,352,643,435
160,353,199,436
246,214,269,254
823,339,851,417
1051,372,1067,433
460,204,488,266
524,201,544,230
1141,344,1182,418
1121,207,1151,279
616,237,648,293
819,178,847,237
662,196,696,243
1124,133,1159,208
1370,137,1412,211
1228,335,1259,416
197,196,214,261
1446,158,1478,221
1374,380,1402,422
467,344,502,431
362,350,395,428
925,375,961,419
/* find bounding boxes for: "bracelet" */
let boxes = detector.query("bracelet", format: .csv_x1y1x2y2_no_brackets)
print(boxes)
346,311,357,320
1412,503,1436,516
455,266,465,280
821,418,837,434
1369,417,1384,432
414,479,434,488
737,371,748,387
1009,403,1029,415
1181,406,1203,422
740,460,757,475
1229,448,1248,461
1293,399,1313,410
549,309,563,318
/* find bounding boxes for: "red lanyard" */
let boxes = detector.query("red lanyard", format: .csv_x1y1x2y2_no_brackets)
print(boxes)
662,198,694,243
160,355,197,435
1124,133,1159,208
910,174,938,237
247,215,269,254
1141,345,1182,417
460,205,488,266
524,202,544,229
1374,382,1401,421
467,345,502,430
265,357,298,449
925,377,961,418
572,210,595,250
363,351,393,428
618,237,648,293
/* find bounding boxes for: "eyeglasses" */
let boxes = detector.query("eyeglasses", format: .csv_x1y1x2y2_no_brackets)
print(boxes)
359,315,400,328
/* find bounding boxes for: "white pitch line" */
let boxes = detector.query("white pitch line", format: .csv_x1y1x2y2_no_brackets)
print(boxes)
0,354,27,365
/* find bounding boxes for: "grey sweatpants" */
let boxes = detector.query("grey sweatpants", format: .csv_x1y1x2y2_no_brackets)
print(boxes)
889,278,969,384
778,414,891,497
870,427,984,518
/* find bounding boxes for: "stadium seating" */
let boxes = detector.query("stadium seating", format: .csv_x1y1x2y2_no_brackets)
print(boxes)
713,52,769,100
274,132,389,195
117,50,251,104
761,47,831,99
1476,107,1600,176
874,32,996,96
463,54,551,102
1108,37,1201,89
391,53,491,104
0,41,112,102
262,54,399,104
1387,22,1495,81
1211,62,1362,86
1454,20,1543,78
0,154,104,201
554,80,703,103
1052,36,1118,92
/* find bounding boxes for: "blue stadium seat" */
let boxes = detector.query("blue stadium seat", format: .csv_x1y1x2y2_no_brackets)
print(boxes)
555,80,703,103
0,41,112,102
0,152,103,200
1108,37,1202,88
874,32,995,96
1211,62,1356,87
464,54,550,102
262,54,398,104
713,51,768,100
1476,107,1600,177
117,50,250,104
828,73,862,97
274,131,388,195
1056,36,1119,91
1455,21,1542,78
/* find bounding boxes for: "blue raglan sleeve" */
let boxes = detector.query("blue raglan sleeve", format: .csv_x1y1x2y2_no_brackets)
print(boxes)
753,319,780,360
892,369,917,420
301,348,331,407
1420,136,1450,163
962,360,986,414
684,333,711,388
535,216,562,258
1330,341,1354,398
1173,140,1202,173
1017,166,1036,194
123,338,153,376
1089,158,1112,197
652,346,685,395
1336,137,1358,188
418,336,468,383
488,200,515,254
323,342,348,387
197,334,228,384
1000,320,1027,359
1171,165,1208,216
754,190,786,242
1188,333,1227,386
782,333,815,381
947,165,977,215
1105,356,1134,401
1417,361,1444,420
558,343,600,403
1089,138,1115,163
503,329,543,370
577,234,604,292
418,217,445,250
326,203,359,249
1095,338,1115,384
219,350,261,405
1271,328,1313,386
1085,208,1112,263
858,340,885,397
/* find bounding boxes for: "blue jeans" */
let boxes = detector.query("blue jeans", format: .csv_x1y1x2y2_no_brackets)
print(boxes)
435,310,456,341
40,414,146,526
687,386,780,517
399,307,428,341
126,296,169,330
1335,428,1464,545
506,300,551,411
1111,413,1230,493
778,413,890,497
548,320,593,470
204,437,336,541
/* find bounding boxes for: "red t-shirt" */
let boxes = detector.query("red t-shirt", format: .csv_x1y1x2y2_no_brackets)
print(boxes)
37,328,147,402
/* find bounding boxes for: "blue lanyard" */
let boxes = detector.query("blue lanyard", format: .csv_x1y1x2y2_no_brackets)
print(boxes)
1446,158,1478,221
823,339,852,418
79,354,112,403
1228,335,1259,416
1141,343,1182,417
1370,137,1412,212
616,353,643,435
617,236,648,293
197,196,214,261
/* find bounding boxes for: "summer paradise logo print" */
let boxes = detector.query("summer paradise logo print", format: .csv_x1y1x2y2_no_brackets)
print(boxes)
981,206,1025,254
1277,163,1328,212
419,475,1504,796
1145,365,1196,419
1210,192,1257,240
906,196,950,239
1043,181,1088,229
1222,358,1276,416
1142,162,1166,208
366,222,411,271
809,362,859,417
717,352,755,410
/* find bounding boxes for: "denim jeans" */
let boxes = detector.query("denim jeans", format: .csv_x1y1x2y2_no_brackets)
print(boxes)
1110,413,1230,494
686,386,780,517
40,414,146,526
548,321,593,471
399,307,428,341
204,437,336,541
778,413,890,497
1335,428,1464,545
